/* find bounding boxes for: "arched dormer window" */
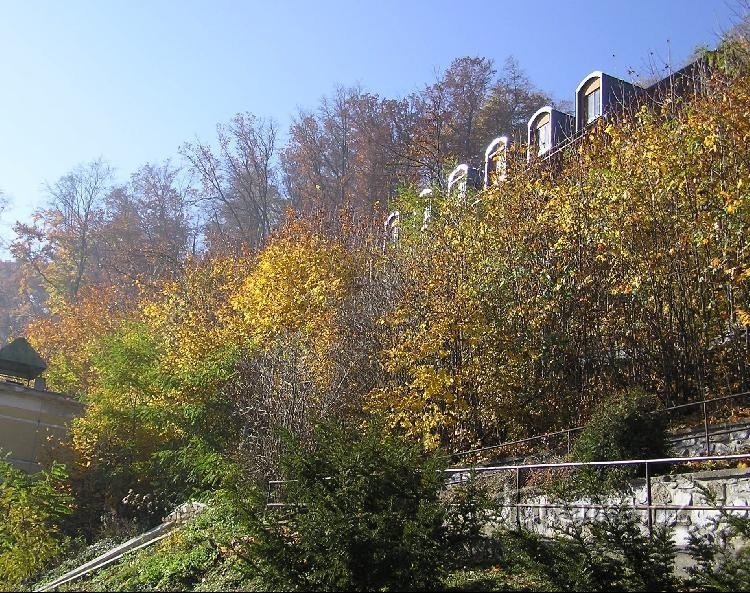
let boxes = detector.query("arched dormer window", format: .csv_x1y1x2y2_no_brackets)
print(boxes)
419,188,433,231
576,71,603,130
484,136,509,188
384,211,400,248
528,108,554,159
575,71,644,132
527,107,574,160
447,164,481,202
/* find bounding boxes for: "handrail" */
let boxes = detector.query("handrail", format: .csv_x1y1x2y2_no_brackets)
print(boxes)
35,502,206,592
453,390,750,459
444,452,750,535
266,453,750,531
445,452,750,474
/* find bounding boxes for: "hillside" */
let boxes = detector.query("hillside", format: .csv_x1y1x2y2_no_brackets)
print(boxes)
4,38,750,592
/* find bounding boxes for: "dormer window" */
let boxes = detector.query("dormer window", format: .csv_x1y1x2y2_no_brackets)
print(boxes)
448,164,481,202
576,73,604,131
575,72,644,132
586,87,601,123
536,121,551,155
484,136,509,187
527,107,574,161
384,211,400,246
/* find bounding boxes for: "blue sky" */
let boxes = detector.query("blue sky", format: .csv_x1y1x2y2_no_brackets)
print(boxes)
0,0,742,250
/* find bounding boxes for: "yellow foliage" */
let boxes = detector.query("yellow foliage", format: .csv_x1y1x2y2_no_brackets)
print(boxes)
228,225,352,346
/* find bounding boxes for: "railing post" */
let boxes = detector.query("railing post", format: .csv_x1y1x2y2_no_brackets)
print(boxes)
566,430,572,456
703,402,711,455
515,467,521,530
265,481,273,515
645,462,653,537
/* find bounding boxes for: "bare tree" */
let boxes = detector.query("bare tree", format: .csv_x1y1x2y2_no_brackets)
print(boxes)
182,113,283,252
98,161,193,282
12,159,111,304
0,189,8,251
475,57,552,146
283,87,359,218
406,76,453,187
406,56,500,184
283,87,415,223
442,56,496,162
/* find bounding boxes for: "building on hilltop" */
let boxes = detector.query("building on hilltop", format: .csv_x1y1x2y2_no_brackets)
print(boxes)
0,338,83,473
384,57,712,241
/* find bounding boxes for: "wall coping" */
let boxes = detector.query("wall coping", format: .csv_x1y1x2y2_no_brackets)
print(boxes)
0,380,84,409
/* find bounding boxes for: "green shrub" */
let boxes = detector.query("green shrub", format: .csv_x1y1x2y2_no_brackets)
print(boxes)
569,388,669,494
35,502,258,592
685,484,750,591
0,457,73,589
558,507,678,592
249,421,449,592
443,473,502,568
444,510,678,592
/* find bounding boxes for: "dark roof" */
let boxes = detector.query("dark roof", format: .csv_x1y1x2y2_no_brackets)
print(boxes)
0,338,47,380
646,58,711,100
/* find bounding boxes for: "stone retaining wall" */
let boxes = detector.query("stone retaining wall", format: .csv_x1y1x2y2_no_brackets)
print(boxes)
669,421,750,457
491,467,750,548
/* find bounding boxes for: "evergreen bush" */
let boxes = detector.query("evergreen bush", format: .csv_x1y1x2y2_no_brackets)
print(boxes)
569,388,670,494
249,421,449,592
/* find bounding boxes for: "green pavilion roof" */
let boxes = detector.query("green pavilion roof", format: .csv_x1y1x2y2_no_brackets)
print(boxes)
0,338,47,380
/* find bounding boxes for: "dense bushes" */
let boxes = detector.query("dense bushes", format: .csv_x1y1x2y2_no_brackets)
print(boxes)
571,388,670,463
32,502,256,592
567,388,670,493
248,421,449,591
0,458,73,589
14,44,750,592
685,485,750,591
27,430,750,592
560,508,678,592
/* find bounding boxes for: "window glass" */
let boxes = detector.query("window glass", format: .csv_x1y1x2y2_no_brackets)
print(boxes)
495,150,507,180
586,87,601,123
537,122,551,154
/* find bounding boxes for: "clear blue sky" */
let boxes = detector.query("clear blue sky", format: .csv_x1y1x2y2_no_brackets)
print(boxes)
0,0,742,251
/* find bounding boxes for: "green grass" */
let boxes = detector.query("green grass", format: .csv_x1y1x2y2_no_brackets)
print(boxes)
29,505,260,593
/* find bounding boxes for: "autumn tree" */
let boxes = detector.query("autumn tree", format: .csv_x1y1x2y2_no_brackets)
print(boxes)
281,57,550,224
405,74,454,187
11,159,112,307
131,161,193,270
182,113,283,253
98,161,193,283
0,188,7,236
475,56,552,145
404,56,549,186
226,221,382,478
285,87,366,217
283,87,420,228
441,56,495,163
0,260,45,345
407,56,497,182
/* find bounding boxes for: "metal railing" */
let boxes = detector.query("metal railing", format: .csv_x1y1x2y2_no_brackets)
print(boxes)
445,453,750,535
266,479,296,509
453,390,750,460
266,453,750,538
